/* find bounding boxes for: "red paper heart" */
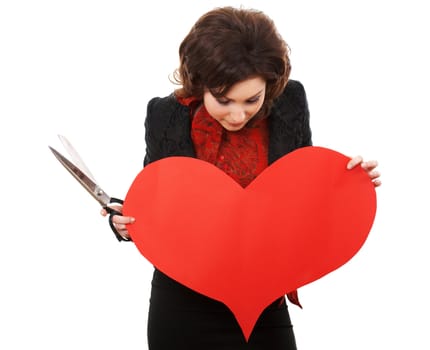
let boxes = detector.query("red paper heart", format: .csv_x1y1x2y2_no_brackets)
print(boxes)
123,146,377,340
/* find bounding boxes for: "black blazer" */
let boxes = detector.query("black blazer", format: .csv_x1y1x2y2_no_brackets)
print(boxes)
143,79,312,167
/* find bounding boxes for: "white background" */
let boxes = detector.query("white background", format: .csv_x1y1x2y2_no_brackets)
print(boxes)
1,0,429,349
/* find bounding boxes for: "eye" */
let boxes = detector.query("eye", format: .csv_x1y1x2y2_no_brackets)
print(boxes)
216,98,230,106
246,95,261,104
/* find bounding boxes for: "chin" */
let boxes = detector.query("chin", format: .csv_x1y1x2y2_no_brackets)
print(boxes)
226,125,245,132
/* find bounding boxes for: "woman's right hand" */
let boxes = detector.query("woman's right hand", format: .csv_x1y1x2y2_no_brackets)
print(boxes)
100,205,135,241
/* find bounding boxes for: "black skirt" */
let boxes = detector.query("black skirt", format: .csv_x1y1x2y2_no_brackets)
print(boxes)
147,269,297,350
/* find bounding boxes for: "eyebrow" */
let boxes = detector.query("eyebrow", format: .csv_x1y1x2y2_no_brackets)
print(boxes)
222,89,265,102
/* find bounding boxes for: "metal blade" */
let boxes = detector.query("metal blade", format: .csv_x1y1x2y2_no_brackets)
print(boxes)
58,134,97,183
49,146,111,207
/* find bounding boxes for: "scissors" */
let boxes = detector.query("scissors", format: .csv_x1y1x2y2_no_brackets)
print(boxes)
49,135,130,241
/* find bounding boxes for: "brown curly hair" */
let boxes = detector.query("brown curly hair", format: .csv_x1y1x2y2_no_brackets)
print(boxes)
173,6,291,116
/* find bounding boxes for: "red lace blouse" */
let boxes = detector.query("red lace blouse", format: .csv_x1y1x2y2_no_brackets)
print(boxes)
177,96,302,308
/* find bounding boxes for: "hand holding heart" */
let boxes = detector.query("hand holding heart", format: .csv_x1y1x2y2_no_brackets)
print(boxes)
122,146,377,340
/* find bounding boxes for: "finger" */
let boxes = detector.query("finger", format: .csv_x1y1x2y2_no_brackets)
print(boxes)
112,224,131,240
347,155,363,170
111,217,133,241
107,203,123,214
373,179,382,187
113,222,128,231
367,170,380,180
112,215,135,225
121,233,131,240
118,230,131,240
361,160,379,171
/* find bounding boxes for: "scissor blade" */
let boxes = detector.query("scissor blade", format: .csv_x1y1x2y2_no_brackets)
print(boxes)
58,134,97,183
49,146,111,207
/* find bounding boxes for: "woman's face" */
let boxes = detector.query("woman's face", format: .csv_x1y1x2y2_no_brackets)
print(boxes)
203,76,266,131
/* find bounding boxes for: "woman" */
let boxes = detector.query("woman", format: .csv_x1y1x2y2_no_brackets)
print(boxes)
103,6,381,349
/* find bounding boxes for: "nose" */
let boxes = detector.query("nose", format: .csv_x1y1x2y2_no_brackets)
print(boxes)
229,107,247,123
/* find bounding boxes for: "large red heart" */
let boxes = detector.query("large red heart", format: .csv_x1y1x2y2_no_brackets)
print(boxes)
123,146,377,341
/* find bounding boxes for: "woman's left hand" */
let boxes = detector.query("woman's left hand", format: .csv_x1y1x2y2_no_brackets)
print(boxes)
347,156,381,187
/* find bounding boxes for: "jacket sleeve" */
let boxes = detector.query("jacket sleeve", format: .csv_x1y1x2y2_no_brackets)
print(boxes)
143,94,195,166
143,97,164,166
286,80,312,148
298,82,312,148
268,80,313,163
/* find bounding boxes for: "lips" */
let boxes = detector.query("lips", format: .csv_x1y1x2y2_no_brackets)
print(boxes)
225,124,245,131
223,119,250,130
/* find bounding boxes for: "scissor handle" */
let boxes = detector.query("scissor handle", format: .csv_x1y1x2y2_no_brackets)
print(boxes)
105,197,132,242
